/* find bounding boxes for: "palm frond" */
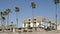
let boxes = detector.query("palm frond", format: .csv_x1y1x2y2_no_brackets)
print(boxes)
31,2,36,8
15,7,20,12
54,0,60,4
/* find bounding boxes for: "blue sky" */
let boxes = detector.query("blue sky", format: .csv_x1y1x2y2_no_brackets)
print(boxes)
0,0,60,27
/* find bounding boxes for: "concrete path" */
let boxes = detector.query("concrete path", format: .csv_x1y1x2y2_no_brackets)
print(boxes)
0,31,60,34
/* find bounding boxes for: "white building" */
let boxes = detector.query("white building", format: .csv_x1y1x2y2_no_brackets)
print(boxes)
22,17,56,29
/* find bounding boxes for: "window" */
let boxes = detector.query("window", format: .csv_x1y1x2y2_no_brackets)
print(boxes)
28,22,30,24
34,22,36,24
28,25,30,28
34,19,36,20
18,28,22,30
8,29,10,30
28,27,32,29
0,29,2,31
29,19,31,21
48,21,51,23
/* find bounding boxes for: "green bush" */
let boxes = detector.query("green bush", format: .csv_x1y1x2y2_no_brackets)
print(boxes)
44,27,55,31
44,27,51,31
23,30,27,32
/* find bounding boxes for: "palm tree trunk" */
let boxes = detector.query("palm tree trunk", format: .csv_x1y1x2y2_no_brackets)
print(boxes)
32,8,34,27
7,14,9,26
16,12,18,27
32,8,37,31
55,4,57,30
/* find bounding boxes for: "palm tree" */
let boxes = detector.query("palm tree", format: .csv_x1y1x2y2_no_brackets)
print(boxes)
0,12,6,32
31,2,36,31
0,9,11,32
54,0,60,30
31,2,36,26
2,16,6,26
0,12,3,26
3,9,11,26
0,12,5,26
15,7,20,27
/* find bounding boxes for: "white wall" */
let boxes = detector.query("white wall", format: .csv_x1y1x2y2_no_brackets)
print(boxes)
30,23,33,27
36,22,39,27
57,25,60,30
22,23,28,27
22,24,24,27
